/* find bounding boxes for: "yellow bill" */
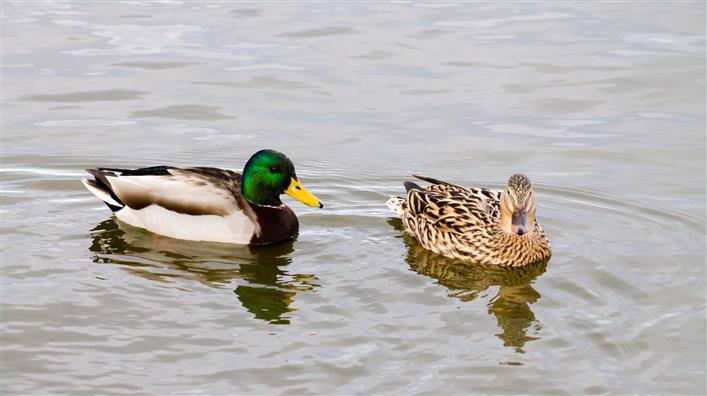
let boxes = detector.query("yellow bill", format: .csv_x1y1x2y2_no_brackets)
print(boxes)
285,178,323,208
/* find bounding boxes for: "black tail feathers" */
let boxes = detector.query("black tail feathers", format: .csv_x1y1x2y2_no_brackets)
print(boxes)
404,181,423,192
412,174,446,185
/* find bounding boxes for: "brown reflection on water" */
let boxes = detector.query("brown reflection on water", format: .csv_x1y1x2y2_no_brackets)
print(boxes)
388,218,547,353
89,218,319,325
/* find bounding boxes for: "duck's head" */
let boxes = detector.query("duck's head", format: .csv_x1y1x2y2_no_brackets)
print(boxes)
500,174,536,236
242,149,323,208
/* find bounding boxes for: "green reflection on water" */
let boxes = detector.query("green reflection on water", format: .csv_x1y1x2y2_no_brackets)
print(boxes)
89,218,319,325
388,218,547,353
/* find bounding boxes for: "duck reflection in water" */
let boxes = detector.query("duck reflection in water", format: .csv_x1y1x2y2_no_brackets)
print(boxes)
388,218,547,353
89,219,319,325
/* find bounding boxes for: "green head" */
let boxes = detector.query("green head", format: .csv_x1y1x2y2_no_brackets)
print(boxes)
241,149,323,208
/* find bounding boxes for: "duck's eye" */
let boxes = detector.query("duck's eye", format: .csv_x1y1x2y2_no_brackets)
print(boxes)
269,166,281,173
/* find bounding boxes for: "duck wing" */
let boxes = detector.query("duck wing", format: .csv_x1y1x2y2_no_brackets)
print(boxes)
85,166,248,216
406,175,502,233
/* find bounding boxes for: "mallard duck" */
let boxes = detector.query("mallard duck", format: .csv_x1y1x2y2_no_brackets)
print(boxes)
81,149,323,245
387,174,551,266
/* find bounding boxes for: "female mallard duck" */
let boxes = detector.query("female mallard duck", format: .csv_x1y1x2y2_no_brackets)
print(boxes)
387,174,551,266
81,149,323,245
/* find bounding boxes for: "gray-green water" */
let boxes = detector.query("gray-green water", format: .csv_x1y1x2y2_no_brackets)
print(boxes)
2,2,705,394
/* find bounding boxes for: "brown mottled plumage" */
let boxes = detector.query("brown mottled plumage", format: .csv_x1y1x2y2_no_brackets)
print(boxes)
387,174,551,267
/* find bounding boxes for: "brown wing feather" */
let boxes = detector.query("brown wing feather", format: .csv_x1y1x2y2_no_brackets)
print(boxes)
402,175,501,233
101,167,247,216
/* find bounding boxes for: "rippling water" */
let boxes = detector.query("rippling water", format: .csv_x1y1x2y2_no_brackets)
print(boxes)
2,2,705,394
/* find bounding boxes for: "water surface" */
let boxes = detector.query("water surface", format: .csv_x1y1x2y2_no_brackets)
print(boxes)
2,2,705,394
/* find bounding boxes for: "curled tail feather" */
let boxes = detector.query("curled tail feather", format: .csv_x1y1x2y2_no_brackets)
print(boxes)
81,178,124,211
82,168,127,212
